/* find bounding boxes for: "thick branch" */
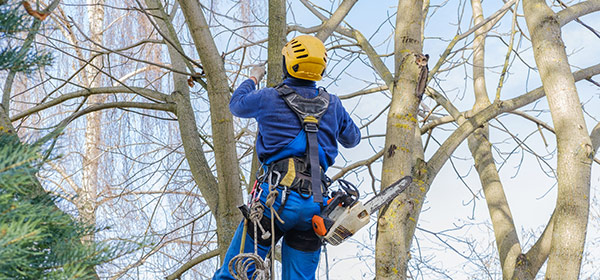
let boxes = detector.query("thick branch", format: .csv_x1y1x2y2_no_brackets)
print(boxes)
11,87,169,121
315,0,357,41
520,211,556,278
426,63,600,177
425,87,462,120
557,0,600,27
299,0,353,37
592,122,600,153
524,0,592,276
145,0,221,237
352,29,394,88
468,2,522,278
267,0,286,87
178,0,243,263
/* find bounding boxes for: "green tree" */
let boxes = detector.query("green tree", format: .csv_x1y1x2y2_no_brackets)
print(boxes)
0,134,120,279
0,2,135,279
0,1,52,74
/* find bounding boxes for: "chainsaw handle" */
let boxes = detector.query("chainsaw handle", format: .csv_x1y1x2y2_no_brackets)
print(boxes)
337,179,359,201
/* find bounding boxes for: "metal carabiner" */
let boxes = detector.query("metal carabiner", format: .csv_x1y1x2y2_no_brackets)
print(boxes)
268,170,281,190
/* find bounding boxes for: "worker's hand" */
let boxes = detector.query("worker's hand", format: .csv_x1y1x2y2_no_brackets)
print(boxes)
250,65,266,85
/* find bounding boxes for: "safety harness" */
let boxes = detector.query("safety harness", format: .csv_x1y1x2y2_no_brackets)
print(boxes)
274,83,330,203
229,84,331,280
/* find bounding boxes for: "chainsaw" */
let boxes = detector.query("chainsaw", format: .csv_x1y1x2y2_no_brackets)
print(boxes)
311,176,413,245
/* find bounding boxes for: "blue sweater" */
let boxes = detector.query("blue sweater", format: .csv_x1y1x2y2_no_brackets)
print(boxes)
230,77,360,170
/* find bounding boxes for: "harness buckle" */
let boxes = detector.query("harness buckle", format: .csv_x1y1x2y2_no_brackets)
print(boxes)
304,122,318,133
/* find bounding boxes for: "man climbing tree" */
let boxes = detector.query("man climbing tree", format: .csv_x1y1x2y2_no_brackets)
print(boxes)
212,35,361,280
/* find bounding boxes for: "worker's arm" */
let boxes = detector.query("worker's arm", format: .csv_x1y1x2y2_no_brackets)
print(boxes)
229,79,262,118
334,97,361,148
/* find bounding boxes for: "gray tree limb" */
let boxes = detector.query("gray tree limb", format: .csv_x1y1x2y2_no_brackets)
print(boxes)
315,0,358,41
165,249,221,280
143,3,223,276
10,87,169,121
523,0,593,277
591,122,600,155
557,0,600,27
177,0,243,262
426,63,600,179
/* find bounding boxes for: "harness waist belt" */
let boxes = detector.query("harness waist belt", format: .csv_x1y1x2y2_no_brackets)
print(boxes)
267,157,328,197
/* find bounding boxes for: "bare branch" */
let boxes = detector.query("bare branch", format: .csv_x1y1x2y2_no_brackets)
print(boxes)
338,85,388,100
298,0,353,37
165,249,220,280
429,0,517,78
10,87,169,121
315,0,358,41
557,0,600,27
352,29,393,88
521,211,556,277
59,101,173,127
426,63,600,177
508,110,554,133
331,149,384,182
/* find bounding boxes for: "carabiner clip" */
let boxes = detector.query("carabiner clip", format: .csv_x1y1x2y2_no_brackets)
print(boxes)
268,170,281,190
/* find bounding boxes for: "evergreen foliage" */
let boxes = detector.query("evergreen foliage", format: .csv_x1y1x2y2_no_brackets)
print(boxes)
0,2,140,279
0,134,128,280
0,1,52,74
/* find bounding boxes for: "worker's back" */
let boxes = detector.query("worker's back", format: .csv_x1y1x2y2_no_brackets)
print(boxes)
229,76,360,169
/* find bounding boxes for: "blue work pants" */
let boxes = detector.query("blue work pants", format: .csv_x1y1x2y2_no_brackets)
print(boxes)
213,183,326,280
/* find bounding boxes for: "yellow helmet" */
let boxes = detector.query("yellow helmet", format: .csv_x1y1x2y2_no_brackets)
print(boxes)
282,35,327,81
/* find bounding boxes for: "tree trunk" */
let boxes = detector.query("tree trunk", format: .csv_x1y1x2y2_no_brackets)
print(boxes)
79,1,105,247
177,0,243,260
375,0,426,278
523,0,593,278
467,1,524,279
267,0,286,88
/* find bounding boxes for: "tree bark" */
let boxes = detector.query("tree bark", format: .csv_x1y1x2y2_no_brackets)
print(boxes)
79,1,105,250
177,0,243,261
592,122,600,152
375,0,426,278
557,0,600,27
143,0,219,211
523,0,593,278
267,0,286,88
315,0,357,41
467,1,524,279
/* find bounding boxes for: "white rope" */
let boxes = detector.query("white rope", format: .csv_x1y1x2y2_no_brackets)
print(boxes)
229,169,287,280
229,253,271,280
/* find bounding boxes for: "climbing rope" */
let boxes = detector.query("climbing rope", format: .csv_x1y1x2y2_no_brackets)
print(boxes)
229,170,286,280
229,202,271,279
229,253,270,280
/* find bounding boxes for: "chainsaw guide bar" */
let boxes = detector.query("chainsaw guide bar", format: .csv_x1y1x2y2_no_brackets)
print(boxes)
364,176,413,214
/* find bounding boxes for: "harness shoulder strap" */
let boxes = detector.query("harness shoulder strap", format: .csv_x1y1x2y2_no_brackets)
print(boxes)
275,84,330,122
274,84,330,203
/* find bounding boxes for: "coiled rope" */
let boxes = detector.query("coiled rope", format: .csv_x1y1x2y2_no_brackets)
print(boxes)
229,171,284,280
229,253,271,280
